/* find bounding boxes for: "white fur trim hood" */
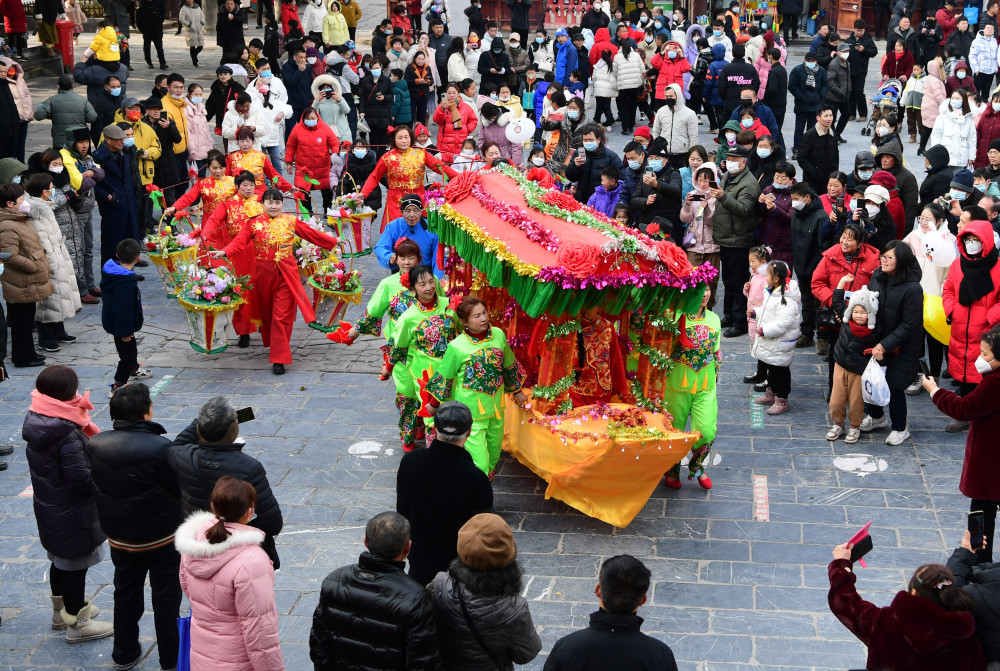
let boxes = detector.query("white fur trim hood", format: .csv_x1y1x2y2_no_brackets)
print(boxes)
174,510,264,559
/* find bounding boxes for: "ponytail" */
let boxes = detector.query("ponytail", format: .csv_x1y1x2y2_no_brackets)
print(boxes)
205,515,231,544
206,475,257,545
909,564,976,613
768,260,789,305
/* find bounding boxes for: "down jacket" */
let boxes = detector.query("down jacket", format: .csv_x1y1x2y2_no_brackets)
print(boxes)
975,105,1000,168
309,552,442,670
428,571,542,670
251,75,294,149
0,207,53,304
184,98,215,162
750,279,802,367
176,512,284,671
221,99,267,151
942,220,1000,384
25,195,80,323
810,242,881,308
431,99,478,161
285,116,341,190
921,60,949,130
311,76,351,144
86,419,183,547
650,42,691,99
168,420,284,569
930,107,978,168
650,83,698,154
612,47,645,91
23,409,105,559
33,90,97,147
591,58,617,98
868,265,925,390
712,163,761,249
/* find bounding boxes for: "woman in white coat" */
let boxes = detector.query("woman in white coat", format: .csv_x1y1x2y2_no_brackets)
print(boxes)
465,32,482,83
930,90,978,169
23,173,81,351
592,51,618,128
301,0,326,43
247,61,293,169
528,32,555,74
751,260,802,415
612,42,646,134
446,37,469,84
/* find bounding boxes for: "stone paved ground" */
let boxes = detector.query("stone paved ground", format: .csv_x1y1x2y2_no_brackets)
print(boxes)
0,10,975,670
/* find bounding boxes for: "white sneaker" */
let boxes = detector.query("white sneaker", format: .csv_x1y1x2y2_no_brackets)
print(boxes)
845,428,861,444
859,415,889,432
905,374,923,395
825,424,844,441
128,367,152,380
885,429,911,446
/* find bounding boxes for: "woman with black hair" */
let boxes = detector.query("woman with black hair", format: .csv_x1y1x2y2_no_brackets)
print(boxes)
428,513,541,669
861,239,924,445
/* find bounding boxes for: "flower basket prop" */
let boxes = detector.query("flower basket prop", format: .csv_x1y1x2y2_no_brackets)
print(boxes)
144,204,201,297
429,165,720,527
293,216,329,278
307,250,363,326
171,263,251,354
327,190,377,258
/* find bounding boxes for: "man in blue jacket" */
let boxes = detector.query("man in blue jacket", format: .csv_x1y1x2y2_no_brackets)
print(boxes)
786,51,829,159
374,193,442,277
93,124,140,266
554,28,578,86
281,46,316,138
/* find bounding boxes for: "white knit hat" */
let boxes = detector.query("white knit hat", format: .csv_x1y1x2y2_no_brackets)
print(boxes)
863,184,891,206
844,286,879,328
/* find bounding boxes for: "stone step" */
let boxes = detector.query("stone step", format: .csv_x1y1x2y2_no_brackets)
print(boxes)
21,47,64,80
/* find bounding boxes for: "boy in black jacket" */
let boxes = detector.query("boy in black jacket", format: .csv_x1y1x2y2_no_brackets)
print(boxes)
101,238,149,397
828,285,881,444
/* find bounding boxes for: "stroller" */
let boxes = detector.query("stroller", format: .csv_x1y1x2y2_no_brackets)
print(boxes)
862,78,902,136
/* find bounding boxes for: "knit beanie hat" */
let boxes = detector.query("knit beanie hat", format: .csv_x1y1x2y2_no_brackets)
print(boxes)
457,513,517,570
844,286,879,328
951,168,975,193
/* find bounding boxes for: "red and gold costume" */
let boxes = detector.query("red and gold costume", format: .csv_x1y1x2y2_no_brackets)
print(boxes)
222,213,339,364
226,149,293,195
172,175,237,222
359,148,457,232
204,193,265,336
568,315,630,407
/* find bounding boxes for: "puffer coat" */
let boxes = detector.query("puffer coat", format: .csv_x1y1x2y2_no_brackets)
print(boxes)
178,3,205,48
176,512,284,671
921,60,948,130
867,266,924,390
25,195,80,322
23,410,105,559
310,75,351,144
185,98,214,162
750,279,802,367
250,76,294,149
650,42,691,99
612,47,645,91
930,107,977,168
309,552,441,671
432,99,478,161
942,220,1000,384
285,116,341,190
0,207,53,304
428,571,542,670
591,58,617,98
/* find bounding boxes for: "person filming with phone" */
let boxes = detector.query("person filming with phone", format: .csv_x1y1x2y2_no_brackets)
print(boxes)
923,324,1000,563
947,529,1000,666
168,397,284,568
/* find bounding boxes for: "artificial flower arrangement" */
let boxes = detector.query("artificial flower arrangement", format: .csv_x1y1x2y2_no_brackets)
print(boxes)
327,192,376,218
310,257,362,294
171,262,251,305
144,211,201,256
293,216,329,270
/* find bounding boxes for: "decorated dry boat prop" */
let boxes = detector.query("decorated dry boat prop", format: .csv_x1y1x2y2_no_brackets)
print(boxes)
428,164,718,527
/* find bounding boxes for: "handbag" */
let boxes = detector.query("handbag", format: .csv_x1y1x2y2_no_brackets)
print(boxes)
177,609,192,671
456,585,505,671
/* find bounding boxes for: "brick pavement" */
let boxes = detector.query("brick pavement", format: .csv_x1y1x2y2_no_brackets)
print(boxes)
0,11,975,670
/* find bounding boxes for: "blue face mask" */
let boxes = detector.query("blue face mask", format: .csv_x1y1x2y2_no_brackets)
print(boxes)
757,148,771,159
261,70,272,78
858,170,874,181
371,68,382,78
124,137,135,147
713,30,722,37
568,110,580,120
806,61,817,70
304,118,318,127
536,37,544,44
11,175,20,184
190,96,203,105
771,181,788,189
654,21,663,29
628,159,641,170
667,50,677,58
109,87,122,96
353,148,367,159
583,140,598,152
648,159,664,172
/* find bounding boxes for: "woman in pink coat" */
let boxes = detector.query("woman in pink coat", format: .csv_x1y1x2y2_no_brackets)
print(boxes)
175,476,284,671
754,31,786,99
432,83,478,163
185,82,216,174
921,60,949,135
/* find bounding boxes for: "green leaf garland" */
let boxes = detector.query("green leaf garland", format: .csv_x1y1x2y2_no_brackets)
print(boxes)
532,374,576,401
545,319,582,340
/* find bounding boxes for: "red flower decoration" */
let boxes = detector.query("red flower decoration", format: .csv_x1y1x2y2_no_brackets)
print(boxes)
556,242,601,279
145,184,159,193
144,242,156,251
443,170,479,202
448,294,463,310
656,240,694,277
646,222,661,236
188,168,197,179
541,189,581,212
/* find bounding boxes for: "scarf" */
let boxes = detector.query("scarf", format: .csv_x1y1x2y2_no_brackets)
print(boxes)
959,245,999,306
843,251,858,264
29,389,100,437
848,321,873,339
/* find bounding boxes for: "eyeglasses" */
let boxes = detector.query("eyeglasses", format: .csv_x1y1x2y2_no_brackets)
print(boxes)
917,217,936,225
880,254,896,261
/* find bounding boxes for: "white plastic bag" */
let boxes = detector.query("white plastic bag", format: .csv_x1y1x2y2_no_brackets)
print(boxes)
862,358,891,406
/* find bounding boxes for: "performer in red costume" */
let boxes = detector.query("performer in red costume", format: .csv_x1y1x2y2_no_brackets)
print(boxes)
213,188,340,375
225,127,293,196
568,306,631,407
165,149,236,223
203,171,264,345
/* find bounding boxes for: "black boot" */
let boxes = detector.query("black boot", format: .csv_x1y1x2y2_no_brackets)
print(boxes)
37,323,60,352
190,46,199,66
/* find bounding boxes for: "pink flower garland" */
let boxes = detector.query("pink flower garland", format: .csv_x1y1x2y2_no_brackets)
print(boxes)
535,263,719,291
471,183,561,253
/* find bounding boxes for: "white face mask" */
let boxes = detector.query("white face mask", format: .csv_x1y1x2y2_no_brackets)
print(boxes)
791,199,806,211
307,57,317,65
866,204,881,217
975,355,997,374
966,238,984,255
994,102,1000,112
877,126,890,137
725,160,741,173
49,165,64,174
532,156,545,166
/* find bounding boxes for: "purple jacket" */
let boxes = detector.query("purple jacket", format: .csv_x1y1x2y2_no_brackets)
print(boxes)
587,182,622,217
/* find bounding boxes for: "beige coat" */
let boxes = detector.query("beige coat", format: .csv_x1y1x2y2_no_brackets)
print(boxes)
0,207,54,304
25,195,81,323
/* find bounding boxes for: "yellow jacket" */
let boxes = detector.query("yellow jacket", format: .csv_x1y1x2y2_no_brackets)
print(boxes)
87,26,121,61
162,94,189,154
323,4,350,46
339,0,362,28
110,110,162,184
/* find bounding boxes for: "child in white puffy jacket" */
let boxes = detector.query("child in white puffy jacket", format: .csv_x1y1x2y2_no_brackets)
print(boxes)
750,260,802,415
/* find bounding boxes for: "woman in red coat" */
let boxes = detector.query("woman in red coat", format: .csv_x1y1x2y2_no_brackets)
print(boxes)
881,41,914,82
279,0,300,35
431,83,478,163
828,551,983,671
588,27,618,67
1,0,27,57
924,325,1000,562
975,92,1000,168
285,107,340,214
650,41,691,101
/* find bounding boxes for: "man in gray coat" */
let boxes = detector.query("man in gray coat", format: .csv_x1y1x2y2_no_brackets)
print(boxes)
709,145,761,337
34,76,98,149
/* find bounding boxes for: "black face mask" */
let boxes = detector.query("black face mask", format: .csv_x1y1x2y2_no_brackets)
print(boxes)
665,98,675,107
741,99,753,107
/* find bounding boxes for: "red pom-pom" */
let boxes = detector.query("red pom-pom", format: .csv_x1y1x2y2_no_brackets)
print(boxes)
145,184,159,193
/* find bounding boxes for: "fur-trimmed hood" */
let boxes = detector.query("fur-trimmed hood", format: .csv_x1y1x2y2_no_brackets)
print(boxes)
174,511,264,579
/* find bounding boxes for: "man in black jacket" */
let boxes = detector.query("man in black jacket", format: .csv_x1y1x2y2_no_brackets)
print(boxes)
762,48,788,146
918,144,955,209
715,43,760,119
396,401,493,586
630,138,682,239
167,396,284,567
789,183,830,349
566,123,624,204
543,555,679,671
309,511,442,670
87,383,183,671
845,19,878,122
796,103,840,196
427,19,451,97
506,0,533,48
